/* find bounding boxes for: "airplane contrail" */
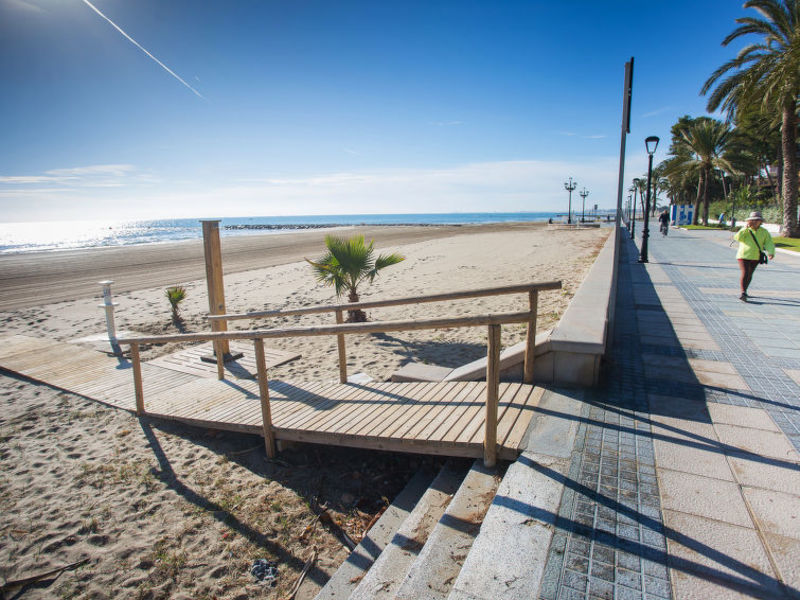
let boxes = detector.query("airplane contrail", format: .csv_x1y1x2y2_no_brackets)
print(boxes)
80,0,205,99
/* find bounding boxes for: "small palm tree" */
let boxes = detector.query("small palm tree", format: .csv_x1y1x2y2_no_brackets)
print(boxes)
165,285,187,324
307,235,404,322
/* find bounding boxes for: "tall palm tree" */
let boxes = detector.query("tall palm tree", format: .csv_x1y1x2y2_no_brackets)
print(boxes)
307,235,405,322
701,0,800,237
662,119,735,225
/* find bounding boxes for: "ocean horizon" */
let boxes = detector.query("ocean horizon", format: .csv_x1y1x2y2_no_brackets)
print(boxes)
0,212,568,254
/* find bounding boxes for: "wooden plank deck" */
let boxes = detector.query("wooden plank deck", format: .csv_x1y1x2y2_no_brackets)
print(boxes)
147,340,300,379
0,335,542,460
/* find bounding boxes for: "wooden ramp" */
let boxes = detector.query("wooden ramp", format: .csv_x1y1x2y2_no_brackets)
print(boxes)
0,335,542,461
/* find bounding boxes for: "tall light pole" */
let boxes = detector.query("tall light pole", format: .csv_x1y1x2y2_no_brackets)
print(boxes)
630,178,640,239
564,177,577,224
639,136,660,263
579,188,589,223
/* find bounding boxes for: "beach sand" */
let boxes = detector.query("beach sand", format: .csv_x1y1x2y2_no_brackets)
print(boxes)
0,223,608,599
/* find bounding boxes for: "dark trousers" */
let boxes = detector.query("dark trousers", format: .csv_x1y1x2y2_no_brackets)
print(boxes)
738,259,759,293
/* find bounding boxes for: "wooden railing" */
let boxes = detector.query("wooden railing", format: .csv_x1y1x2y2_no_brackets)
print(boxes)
207,281,562,385
117,281,561,467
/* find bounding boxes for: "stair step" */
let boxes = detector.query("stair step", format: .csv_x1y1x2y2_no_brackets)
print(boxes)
349,461,468,600
446,389,582,600
313,468,435,600
446,453,570,600
394,459,500,600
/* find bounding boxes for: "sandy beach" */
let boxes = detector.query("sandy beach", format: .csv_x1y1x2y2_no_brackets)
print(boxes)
0,223,608,599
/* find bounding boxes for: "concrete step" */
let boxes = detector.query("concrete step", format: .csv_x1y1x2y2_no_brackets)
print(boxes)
313,468,436,600
394,459,500,600
348,461,468,600
446,389,582,600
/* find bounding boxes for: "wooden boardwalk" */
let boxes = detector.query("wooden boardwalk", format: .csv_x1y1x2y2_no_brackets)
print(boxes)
0,335,543,460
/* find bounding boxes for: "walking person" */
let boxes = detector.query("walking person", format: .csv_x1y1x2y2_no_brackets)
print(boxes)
733,211,775,301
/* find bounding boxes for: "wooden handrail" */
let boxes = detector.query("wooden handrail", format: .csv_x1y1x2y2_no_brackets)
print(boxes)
123,280,562,467
117,311,535,345
207,281,562,322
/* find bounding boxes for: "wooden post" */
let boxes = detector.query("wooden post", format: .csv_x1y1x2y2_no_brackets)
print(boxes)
201,220,230,356
131,342,145,416
254,338,276,458
523,290,539,384
215,341,225,380
484,324,501,467
335,309,348,383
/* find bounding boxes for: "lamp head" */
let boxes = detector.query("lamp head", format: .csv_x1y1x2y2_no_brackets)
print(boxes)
645,135,660,155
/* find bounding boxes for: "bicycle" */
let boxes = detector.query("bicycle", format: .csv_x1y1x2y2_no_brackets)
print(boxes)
660,222,669,236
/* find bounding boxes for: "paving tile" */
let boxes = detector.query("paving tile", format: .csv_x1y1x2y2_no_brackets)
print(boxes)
640,334,680,347
688,358,738,375
648,395,710,422
653,438,734,481
694,369,750,391
657,469,752,527
761,532,800,596
707,404,780,432
649,417,718,447
670,569,775,599
662,510,780,595
728,456,800,495
715,424,800,462
680,337,722,351
784,368,800,386
743,487,800,540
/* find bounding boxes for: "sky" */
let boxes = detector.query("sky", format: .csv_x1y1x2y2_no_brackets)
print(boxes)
0,0,752,222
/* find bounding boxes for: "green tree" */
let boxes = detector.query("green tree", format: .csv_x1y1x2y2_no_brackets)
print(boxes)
662,119,736,225
701,0,800,237
307,235,405,322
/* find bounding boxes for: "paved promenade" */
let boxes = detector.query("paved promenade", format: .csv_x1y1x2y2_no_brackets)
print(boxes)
541,224,800,599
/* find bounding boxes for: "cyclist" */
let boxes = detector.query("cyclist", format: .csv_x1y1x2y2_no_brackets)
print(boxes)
658,209,670,236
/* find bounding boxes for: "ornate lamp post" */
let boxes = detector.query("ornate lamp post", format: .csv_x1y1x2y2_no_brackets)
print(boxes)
564,177,577,224
630,178,640,239
639,136,660,263
579,188,589,223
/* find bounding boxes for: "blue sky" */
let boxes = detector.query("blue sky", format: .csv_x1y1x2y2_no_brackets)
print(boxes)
0,0,749,221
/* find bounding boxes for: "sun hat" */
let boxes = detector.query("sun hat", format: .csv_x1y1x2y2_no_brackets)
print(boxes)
745,211,764,222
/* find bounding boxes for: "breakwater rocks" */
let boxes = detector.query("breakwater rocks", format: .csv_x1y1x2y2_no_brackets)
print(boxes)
223,223,448,230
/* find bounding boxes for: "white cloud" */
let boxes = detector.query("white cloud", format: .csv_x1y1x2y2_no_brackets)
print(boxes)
4,0,44,14
0,158,623,222
642,106,673,118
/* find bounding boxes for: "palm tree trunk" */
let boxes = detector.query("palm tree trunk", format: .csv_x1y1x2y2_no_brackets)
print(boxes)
693,173,703,225
781,99,799,237
702,167,710,226
347,289,367,322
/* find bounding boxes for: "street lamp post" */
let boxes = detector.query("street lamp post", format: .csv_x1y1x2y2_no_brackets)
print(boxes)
630,178,640,239
639,136,660,263
579,188,589,223
564,177,577,224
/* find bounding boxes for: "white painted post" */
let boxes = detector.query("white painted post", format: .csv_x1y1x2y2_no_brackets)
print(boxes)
98,280,118,341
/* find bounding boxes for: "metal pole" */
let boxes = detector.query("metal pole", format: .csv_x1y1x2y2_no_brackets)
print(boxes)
630,185,637,239
98,280,118,340
564,178,577,224
639,153,655,263
580,189,589,223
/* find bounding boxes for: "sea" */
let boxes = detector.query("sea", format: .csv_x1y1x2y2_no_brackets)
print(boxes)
0,212,559,254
